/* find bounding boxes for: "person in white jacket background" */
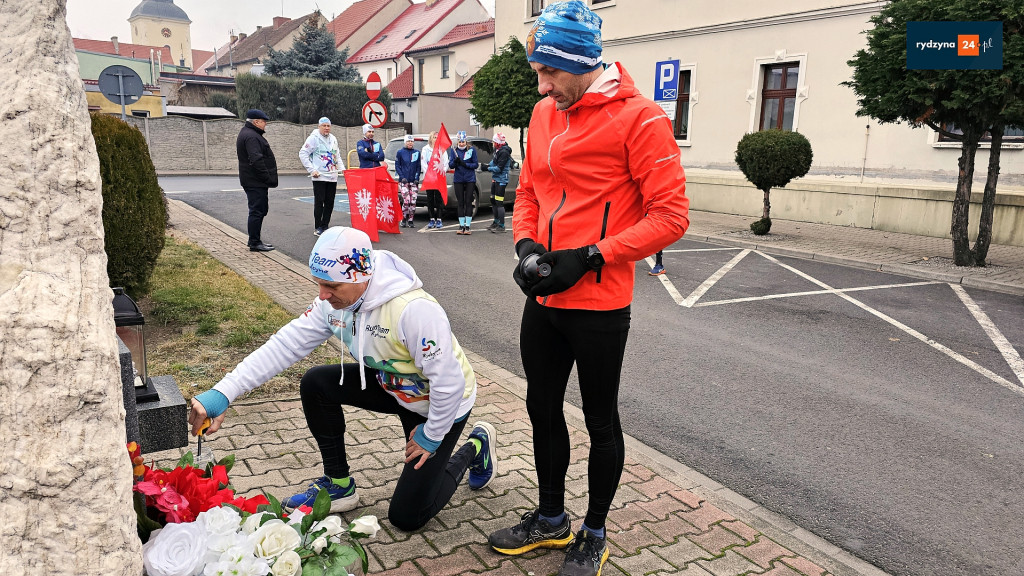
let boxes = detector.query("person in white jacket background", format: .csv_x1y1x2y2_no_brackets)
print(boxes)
188,226,499,531
299,117,344,236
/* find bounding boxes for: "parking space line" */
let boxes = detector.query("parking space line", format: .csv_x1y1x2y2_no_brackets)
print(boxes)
681,249,750,308
644,256,686,305
694,280,943,307
665,247,744,253
951,284,1024,387
759,251,1024,396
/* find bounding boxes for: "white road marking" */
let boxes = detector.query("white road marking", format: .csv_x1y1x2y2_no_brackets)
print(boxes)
664,248,744,253
695,280,943,307
220,188,243,192
644,256,686,305
163,191,190,194
950,284,1024,387
757,251,1024,396
681,249,750,308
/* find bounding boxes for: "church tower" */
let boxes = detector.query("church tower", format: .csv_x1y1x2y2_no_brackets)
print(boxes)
128,0,193,69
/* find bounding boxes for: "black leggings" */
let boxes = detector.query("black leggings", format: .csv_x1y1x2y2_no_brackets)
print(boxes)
300,364,474,531
491,182,507,226
426,189,444,220
520,298,630,530
312,180,337,230
454,181,475,219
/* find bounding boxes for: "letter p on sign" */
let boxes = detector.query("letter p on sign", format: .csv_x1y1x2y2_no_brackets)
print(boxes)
654,59,679,101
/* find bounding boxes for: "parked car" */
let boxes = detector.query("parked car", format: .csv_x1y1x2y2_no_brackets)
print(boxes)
384,134,520,217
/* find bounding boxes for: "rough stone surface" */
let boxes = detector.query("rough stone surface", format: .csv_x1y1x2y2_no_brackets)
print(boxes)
0,1,143,574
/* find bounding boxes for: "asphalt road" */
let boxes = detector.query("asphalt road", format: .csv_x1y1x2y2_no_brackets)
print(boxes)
162,175,1024,576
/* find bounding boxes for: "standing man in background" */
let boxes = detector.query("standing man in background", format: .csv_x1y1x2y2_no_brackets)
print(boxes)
357,124,385,168
488,3,689,575
299,117,343,237
236,109,279,252
395,135,422,228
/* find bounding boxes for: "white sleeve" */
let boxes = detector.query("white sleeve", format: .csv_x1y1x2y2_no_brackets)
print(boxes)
333,135,345,170
397,298,467,444
299,134,315,173
420,145,431,174
212,301,334,403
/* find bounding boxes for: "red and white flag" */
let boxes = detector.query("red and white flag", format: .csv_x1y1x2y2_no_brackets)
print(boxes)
422,123,452,204
344,168,381,241
373,166,401,235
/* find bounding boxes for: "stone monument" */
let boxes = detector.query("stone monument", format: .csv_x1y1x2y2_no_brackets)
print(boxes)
0,0,144,574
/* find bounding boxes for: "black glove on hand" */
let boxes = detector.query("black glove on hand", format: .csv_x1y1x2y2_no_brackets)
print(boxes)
512,239,547,296
528,247,589,297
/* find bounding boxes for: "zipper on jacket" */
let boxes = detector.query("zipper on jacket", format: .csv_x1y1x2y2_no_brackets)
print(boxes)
541,190,568,306
596,201,611,283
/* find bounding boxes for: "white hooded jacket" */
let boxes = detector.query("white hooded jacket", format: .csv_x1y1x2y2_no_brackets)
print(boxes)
210,250,475,450
299,129,343,182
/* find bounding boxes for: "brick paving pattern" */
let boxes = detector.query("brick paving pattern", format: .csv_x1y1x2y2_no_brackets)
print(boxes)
147,200,1024,575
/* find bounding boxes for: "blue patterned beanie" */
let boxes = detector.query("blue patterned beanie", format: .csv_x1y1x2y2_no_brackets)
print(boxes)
526,1,603,75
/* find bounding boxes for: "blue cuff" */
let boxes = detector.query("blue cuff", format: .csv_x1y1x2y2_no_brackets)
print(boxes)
194,389,230,418
413,426,441,454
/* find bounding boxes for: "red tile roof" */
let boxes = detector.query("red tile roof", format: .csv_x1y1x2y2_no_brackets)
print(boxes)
73,38,176,65
327,0,409,48
347,0,466,64
407,19,493,53
189,50,215,73
205,12,322,71
387,65,414,99
451,77,474,99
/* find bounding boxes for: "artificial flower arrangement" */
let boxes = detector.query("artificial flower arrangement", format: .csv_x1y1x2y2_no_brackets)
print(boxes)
128,442,379,576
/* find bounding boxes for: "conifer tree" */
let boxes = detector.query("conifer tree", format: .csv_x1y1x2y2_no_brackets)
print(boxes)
264,14,361,82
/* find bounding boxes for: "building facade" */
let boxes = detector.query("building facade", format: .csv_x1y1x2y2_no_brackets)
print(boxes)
128,0,193,69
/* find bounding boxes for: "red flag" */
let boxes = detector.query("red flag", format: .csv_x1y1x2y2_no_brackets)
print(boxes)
373,166,401,235
422,124,452,204
344,168,380,241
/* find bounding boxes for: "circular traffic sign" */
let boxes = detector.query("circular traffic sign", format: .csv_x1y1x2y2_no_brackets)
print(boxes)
366,72,382,101
362,100,388,128
98,65,144,105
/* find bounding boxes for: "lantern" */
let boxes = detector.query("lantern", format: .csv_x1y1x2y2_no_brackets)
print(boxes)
112,287,158,402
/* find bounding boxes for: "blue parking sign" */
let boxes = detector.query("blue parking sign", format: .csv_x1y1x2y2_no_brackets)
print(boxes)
654,60,679,101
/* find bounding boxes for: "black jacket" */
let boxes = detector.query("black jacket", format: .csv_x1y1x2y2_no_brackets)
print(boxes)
236,122,278,189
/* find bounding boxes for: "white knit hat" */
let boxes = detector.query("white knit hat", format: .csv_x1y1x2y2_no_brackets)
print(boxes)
309,227,373,283
362,123,374,135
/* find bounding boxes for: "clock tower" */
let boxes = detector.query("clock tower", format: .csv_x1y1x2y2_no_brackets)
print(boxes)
128,0,193,69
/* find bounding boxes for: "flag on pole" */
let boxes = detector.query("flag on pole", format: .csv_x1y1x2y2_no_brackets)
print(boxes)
344,168,380,241
373,166,401,235
422,124,452,205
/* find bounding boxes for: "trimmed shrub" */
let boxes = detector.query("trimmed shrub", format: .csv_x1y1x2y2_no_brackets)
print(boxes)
90,113,166,296
207,92,238,116
735,130,813,235
235,74,391,125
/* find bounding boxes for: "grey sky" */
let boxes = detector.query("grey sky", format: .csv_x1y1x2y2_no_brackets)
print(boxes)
66,0,496,55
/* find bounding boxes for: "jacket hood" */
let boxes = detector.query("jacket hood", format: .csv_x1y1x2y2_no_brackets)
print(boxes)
568,62,638,112
308,129,334,142
360,249,422,311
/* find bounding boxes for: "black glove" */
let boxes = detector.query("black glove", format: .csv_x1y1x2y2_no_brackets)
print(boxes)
512,239,547,296
528,247,589,297
400,178,409,184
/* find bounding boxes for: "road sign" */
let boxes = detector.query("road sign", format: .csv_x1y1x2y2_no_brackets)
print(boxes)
366,72,382,100
362,100,388,128
98,65,145,119
654,59,679,101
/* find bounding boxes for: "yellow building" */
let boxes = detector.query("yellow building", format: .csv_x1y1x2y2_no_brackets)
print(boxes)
129,0,193,69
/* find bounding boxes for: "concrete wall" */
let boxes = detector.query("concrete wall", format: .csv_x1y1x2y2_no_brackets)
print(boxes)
687,170,1024,246
416,94,491,140
122,116,404,172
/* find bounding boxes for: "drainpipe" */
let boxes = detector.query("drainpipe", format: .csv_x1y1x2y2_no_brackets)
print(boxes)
860,124,870,182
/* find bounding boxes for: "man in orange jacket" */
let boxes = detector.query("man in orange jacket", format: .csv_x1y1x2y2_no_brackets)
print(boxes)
488,3,689,575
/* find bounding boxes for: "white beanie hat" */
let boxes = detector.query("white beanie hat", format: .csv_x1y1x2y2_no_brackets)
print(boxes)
362,123,374,135
309,227,373,283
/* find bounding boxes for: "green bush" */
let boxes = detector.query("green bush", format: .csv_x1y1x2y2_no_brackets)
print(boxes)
734,130,813,235
235,74,391,125
207,92,238,116
90,113,166,296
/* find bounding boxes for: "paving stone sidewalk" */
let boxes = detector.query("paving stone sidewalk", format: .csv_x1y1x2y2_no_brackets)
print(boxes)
145,199,946,576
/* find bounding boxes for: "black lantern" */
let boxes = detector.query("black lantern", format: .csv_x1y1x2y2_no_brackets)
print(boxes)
112,287,158,402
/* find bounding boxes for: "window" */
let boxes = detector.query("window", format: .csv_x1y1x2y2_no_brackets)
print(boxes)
131,110,150,117
530,0,543,17
673,70,691,140
375,34,388,44
418,59,425,93
759,63,798,131
387,68,392,83
591,0,612,4
404,29,417,39
939,123,1024,143
441,55,449,79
